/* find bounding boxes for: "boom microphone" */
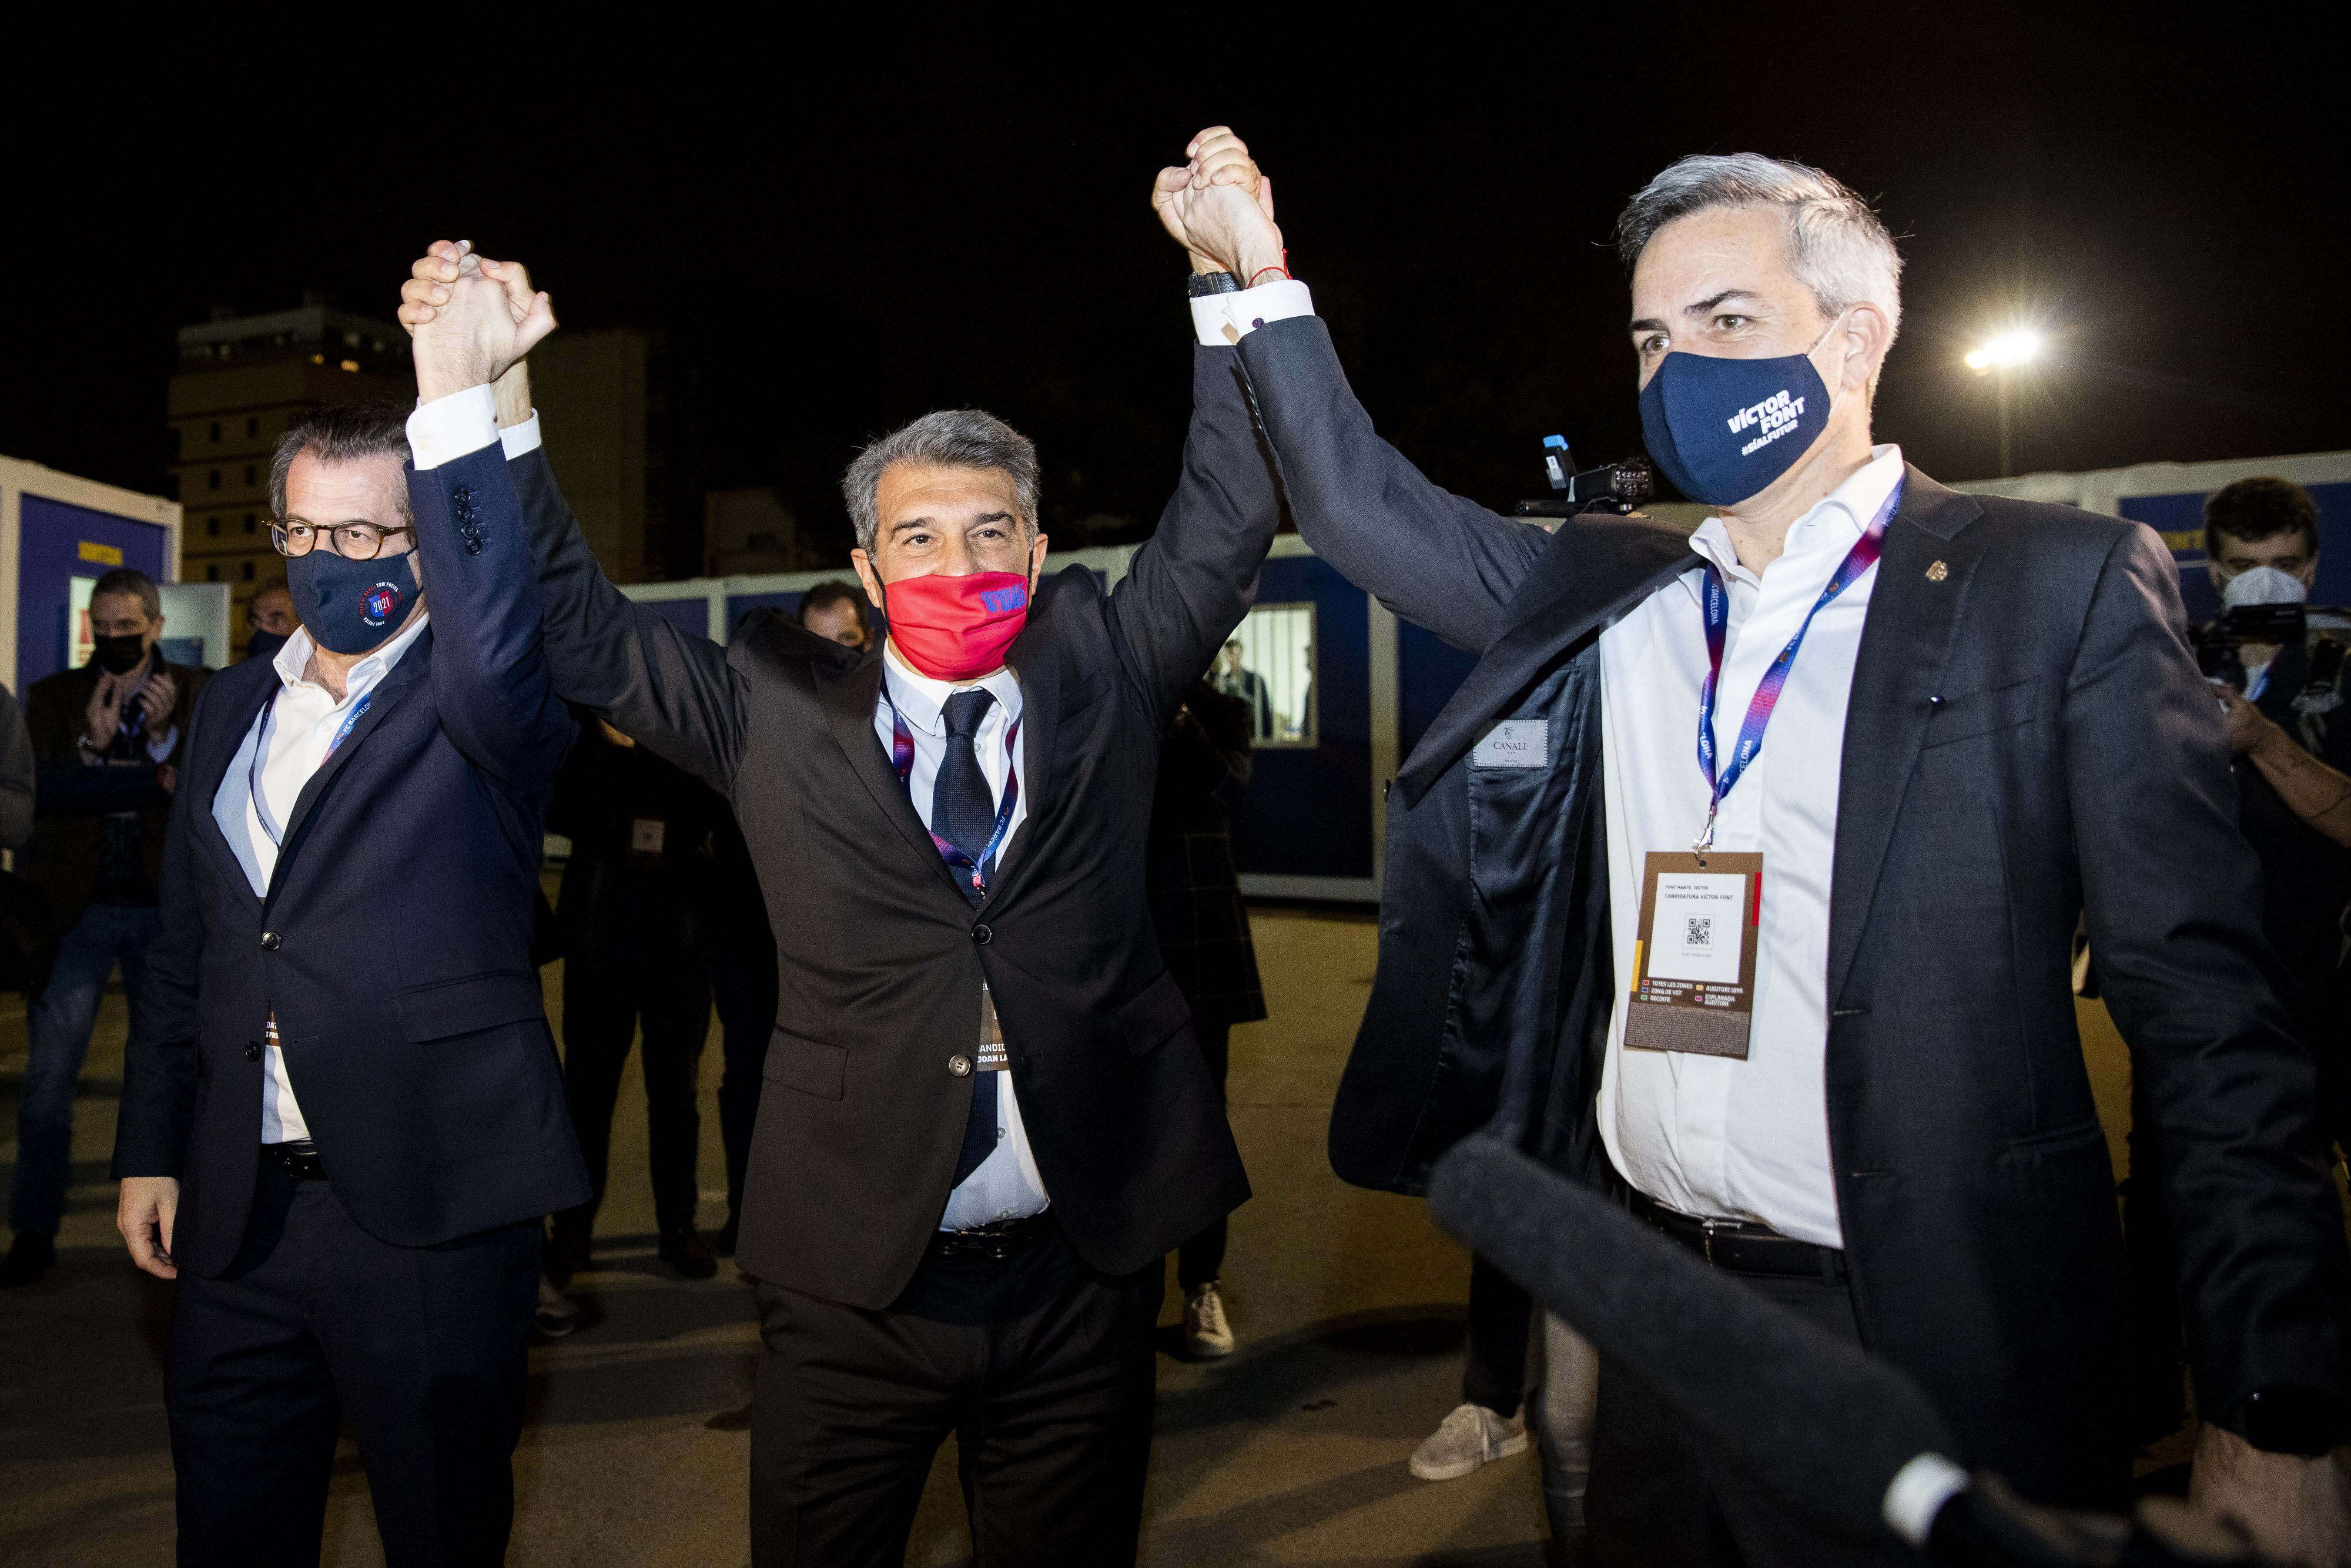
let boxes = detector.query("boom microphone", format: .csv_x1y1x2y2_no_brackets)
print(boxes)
1428,1135,1967,1551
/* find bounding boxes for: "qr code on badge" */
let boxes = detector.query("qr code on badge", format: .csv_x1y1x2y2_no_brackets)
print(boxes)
1685,917,1712,947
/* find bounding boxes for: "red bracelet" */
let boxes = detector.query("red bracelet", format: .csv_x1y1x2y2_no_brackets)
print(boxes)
1250,250,1291,288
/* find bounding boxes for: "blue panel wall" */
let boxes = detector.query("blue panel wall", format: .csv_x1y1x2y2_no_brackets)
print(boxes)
2122,481,2351,625
1231,555,1373,879
17,495,170,688
644,597,713,642
1399,619,1481,762
727,591,801,635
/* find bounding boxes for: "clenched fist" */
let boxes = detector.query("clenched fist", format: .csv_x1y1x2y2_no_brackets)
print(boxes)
1152,126,1285,282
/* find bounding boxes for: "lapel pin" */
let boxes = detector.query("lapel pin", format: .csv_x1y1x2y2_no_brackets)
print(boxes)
1925,560,1950,582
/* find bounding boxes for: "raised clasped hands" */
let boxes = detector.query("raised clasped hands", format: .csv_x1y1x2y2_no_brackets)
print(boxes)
397,240,556,403
1152,126,1285,282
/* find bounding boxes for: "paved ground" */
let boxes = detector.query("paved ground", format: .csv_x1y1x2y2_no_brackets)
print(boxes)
0,902,2149,1566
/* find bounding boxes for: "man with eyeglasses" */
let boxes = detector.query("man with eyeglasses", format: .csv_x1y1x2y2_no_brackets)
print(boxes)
111,259,587,1566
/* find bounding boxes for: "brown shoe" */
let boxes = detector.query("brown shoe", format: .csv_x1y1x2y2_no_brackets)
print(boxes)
660,1227,717,1279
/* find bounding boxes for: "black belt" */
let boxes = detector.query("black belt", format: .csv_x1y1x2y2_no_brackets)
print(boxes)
260,1140,327,1181
1629,1191,1847,1282
927,1210,1055,1263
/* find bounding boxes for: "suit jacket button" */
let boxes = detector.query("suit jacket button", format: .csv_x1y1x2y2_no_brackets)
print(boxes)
971,923,992,944
260,932,282,951
948,1055,972,1077
244,1041,263,1061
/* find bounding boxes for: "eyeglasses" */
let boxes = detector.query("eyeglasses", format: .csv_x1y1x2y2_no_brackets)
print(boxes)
269,520,416,559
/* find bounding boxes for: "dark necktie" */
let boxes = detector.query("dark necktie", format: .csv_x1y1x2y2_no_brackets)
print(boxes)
934,688,1002,1187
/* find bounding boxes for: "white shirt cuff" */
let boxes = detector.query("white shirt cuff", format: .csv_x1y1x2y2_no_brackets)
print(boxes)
406,383,500,471
1189,278,1315,347
498,411,543,460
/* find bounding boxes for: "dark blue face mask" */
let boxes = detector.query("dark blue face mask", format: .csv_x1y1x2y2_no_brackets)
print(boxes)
287,547,419,655
246,629,290,664
1637,327,1839,507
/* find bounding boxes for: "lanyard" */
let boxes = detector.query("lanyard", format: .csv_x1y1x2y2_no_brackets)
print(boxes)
249,688,373,849
1693,475,1904,850
885,688,1022,899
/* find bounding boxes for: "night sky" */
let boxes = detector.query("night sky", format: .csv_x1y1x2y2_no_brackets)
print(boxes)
6,14,2341,571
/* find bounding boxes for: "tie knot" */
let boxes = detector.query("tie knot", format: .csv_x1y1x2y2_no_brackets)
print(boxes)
942,688,996,739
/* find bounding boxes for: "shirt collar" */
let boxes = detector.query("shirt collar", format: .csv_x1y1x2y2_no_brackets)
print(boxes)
881,639,1023,736
1689,444,1905,583
274,611,431,699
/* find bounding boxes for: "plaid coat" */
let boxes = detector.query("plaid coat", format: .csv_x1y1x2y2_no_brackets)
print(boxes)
1146,680,1265,1028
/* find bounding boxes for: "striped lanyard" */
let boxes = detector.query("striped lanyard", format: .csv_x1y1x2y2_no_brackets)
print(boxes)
885,689,1022,900
249,687,372,849
1693,475,1904,850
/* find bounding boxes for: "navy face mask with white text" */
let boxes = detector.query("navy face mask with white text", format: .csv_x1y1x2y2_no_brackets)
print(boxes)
287,548,418,655
1637,330,1838,507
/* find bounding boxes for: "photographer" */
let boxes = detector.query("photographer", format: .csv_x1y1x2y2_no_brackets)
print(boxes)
2203,478,2351,1125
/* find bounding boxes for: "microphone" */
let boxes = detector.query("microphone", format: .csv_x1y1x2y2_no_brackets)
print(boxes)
1428,1135,1963,1550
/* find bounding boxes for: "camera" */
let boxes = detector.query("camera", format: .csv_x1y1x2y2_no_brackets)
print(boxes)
2195,602,2306,688
1515,434,1655,519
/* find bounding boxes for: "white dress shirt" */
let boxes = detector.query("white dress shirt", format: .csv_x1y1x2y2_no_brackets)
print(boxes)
1595,445,1906,1247
875,639,1051,1228
215,615,431,1142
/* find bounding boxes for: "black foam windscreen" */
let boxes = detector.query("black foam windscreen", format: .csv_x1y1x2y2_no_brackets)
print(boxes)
1428,1135,1961,1549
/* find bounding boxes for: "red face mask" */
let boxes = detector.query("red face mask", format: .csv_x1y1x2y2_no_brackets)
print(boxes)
882,570,1032,682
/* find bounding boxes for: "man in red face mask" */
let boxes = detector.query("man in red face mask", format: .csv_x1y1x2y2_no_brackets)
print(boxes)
398,152,1282,1563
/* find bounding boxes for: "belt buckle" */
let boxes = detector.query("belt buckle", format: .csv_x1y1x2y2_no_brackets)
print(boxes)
1700,1218,1718,1267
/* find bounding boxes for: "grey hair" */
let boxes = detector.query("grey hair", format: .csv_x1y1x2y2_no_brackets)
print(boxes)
842,409,1039,556
269,400,415,524
1615,153,1904,341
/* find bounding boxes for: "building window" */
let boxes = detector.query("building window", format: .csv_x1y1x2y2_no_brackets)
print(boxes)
245,416,259,438
1219,602,1318,747
243,513,256,534
207,470,221,490
209,421,221,443
243,464,256,485
242,560,256,581
207,517,220,536
206,564,220,582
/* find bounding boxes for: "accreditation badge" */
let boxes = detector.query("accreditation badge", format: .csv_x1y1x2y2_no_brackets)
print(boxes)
976,983,1010,1072
1624,851,1761,1060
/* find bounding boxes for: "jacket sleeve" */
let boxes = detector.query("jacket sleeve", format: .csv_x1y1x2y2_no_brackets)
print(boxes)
1102,343,1285,730
2065,523,2351,1430
0,684,34,850
505,442,748,795
1231,315,1545,652
109,682,213,1180
406,444,578,793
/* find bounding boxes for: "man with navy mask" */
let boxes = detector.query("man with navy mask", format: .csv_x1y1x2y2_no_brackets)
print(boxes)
110,262,584,1564
1157,131,2351,1563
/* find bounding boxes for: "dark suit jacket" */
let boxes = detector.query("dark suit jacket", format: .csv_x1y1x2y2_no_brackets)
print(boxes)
24,654,207,926
506,345,1277,1308
110,443,588,1276
1232,315,2351,1506
1147,681,1265,1028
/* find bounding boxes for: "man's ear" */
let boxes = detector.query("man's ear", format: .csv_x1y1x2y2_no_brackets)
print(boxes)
1839,302,1894,394
851,548,887,611
1028,530,1050,590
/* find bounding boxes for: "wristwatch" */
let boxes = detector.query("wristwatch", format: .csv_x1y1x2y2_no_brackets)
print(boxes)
1186,270,1240,297
2223,1385,2348,1458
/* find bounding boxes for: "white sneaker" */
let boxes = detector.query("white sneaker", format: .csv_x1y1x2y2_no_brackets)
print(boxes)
534,1274,580,1338
1409,1401,1528,1480
1184,1281,1235,1359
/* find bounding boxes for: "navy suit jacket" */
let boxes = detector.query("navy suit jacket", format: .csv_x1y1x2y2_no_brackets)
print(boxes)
112,443,588,1276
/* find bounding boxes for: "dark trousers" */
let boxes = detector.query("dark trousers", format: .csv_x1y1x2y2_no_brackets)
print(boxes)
559,940,713,1235
1586,1270,1908,1568
1464,1253,1533,1419
749,1222,1163,1567
1176,1020,1231,1289
12,900,156,1234
165,1160,540,1567
712,936,779,1232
